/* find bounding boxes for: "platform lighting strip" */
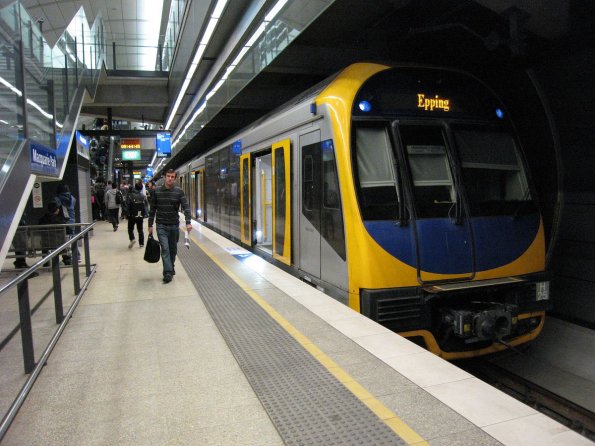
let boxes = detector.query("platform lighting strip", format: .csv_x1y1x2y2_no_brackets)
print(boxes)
168,0,289,157
163,0,229,133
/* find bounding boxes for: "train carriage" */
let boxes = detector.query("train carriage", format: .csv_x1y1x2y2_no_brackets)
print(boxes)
177,62,550,359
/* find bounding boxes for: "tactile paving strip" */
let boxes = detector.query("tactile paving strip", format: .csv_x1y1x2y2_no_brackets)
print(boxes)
178,238,406,446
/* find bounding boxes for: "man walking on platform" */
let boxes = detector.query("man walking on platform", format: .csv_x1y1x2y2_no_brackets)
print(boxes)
148,169,192,283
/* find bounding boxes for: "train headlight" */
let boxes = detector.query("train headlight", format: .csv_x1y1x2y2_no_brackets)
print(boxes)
536,281,550,301
358,100,372,112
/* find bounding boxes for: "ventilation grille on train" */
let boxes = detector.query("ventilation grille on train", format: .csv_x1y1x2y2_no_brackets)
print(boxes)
376,296,423,322
360,288,430,331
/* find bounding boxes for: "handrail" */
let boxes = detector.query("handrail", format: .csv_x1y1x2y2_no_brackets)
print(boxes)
0,222,97,442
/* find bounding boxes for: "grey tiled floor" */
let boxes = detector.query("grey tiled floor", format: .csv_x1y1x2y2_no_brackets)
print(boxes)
0,221,283,446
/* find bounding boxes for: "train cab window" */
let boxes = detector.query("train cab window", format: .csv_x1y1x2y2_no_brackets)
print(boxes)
353,124,400,220
453,126,535,217
399,125,455,219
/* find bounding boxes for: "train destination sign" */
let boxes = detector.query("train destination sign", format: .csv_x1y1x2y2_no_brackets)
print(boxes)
417,93,450,112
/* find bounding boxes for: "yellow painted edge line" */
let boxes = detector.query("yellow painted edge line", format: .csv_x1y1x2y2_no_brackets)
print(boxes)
188,233,428,446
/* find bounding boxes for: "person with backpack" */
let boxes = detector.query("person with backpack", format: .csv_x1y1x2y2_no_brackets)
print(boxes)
126,181,148,248
54,183,77,265
104,182,122,231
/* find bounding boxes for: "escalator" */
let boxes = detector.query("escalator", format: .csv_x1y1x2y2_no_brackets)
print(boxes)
0,2,104,264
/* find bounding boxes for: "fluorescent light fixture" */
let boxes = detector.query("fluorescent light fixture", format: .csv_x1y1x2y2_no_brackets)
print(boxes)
231,45,250,67
212,0,227,18
200,18,218,45
191,44,207,65
265,0,289,22
246,22,267,47
164,0,228,130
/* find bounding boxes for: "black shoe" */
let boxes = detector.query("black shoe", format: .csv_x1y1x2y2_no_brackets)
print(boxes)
28,271,39,278
139,244,144,248
63,260,72,266
172,268,176,276
163,274,172,283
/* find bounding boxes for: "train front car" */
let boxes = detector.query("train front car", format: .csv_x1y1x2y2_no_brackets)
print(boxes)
318,63,549,359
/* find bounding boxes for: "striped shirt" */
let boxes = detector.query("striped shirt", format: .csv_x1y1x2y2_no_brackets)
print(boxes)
148,185,191,227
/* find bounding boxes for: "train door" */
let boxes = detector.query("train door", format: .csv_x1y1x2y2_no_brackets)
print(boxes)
254,154,273,253
397,123,474,283
272,139,291,265
195,169,205,222
240,153,251,245
299,130,321,278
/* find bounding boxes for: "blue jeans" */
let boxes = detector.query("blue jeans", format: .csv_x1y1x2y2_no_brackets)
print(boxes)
156,224,179,276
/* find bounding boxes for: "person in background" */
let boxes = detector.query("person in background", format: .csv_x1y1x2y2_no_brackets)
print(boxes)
148,169,192,283
95,181,106,220
39,200,67,265
104,182,120,231
54,183,77,265
90,185,99,221
126,181,148,248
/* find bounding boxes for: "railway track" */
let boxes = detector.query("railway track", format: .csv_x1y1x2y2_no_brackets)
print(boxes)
457,358,595,441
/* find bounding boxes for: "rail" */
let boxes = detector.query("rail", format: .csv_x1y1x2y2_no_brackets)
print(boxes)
0,223,97,441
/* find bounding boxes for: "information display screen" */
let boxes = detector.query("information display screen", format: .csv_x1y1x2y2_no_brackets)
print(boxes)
156,132,171,158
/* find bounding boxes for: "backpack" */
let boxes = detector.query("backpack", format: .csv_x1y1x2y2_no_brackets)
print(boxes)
115,190,123,205
129,192,145,216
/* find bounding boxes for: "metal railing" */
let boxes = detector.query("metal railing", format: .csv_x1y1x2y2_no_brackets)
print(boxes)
0,223,97,441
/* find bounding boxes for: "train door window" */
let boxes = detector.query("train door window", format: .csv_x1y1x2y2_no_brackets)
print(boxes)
353,123,400,220
206,152,220,226
254,155,273,252
240,154,251,245
302,150,320,226
399,125,455,219
272,139,291,264
452,126,535,217
322,140,345,260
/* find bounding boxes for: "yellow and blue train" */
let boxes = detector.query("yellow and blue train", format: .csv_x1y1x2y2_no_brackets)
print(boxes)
177,62,550,359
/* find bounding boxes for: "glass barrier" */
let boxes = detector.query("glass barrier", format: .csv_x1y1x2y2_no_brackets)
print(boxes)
161,0,187,71
171,0,334,153
0,3,24,168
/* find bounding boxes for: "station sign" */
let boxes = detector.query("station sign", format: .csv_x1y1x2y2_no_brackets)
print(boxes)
30,141,58,176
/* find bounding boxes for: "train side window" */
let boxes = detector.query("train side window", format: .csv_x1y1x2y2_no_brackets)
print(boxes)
353,125,399,220
399,125,455,219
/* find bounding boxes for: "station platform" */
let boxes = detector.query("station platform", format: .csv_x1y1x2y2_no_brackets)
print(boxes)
0,219,591,445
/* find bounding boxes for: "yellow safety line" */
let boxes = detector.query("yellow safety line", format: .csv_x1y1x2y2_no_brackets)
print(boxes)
188,232,428,446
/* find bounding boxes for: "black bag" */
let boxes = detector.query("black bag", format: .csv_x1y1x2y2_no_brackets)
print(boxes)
143,235,161,263
115,190,123,205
